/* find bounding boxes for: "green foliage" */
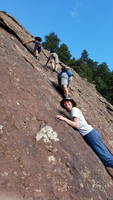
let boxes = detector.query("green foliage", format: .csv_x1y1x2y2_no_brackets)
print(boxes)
73,53,113,105
101,71,113,104
42,32,60,52
57,43,72,65
43,32,113,105
68,57,76,69
81,49,89,63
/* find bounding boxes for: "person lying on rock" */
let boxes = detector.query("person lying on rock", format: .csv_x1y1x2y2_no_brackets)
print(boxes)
56,97,113,178
24,36,42,59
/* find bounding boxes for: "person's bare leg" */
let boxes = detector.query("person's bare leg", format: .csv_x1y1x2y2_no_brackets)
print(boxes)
35,50,39,59
51,60,55,71
55,63,59,72
62,85,69,98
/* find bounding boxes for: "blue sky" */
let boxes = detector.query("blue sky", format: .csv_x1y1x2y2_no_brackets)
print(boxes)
1,0,113,71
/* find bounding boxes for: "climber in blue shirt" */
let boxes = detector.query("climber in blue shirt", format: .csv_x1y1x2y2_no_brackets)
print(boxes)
24,36,42,59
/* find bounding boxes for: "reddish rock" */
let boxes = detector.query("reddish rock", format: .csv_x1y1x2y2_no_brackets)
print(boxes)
0,11,113,200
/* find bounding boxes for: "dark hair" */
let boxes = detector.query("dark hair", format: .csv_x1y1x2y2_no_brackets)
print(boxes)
50,50,55,53
60,98,77,109
35,37,42,42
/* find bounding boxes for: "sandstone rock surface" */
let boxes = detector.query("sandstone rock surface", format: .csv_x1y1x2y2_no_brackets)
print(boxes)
0,11,113,200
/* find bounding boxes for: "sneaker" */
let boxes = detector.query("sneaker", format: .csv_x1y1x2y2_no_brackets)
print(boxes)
52,67,57,72
64,94,69,98
70,87,74,91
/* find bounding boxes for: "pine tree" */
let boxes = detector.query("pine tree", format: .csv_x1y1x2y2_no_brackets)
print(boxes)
42,32,60,52
81,50,89,64
57,43,72,65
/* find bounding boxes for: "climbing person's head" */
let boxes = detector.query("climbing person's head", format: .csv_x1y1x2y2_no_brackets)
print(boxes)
50,50,55,53
61,65,67,72
35,37,42,42
60,64,69,72
60,97,77,111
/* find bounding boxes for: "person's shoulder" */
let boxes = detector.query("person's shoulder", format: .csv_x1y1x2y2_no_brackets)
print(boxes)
50,52,53,55
72,107,80,113
72,107,78,111
52,52,58,56
52,52,57,56
71,107,81,117
61,71,68,76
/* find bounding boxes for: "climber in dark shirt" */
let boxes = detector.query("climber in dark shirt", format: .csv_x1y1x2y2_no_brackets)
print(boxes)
24,36,42,59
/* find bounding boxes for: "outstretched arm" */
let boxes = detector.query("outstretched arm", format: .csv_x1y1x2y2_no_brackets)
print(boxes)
46,56,50,65
56,115,79,129
24,39,35,44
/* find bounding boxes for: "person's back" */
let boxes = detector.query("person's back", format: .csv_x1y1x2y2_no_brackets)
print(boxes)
50,52,59,65
57,67,70,98
51,52,58,60
46,51,59,72
34,40,41,47
65,67,73,88
66,67,73,78
71,107,93,136
24,36,42,59
58,67,73,87
33,37,42,59
58,70,68,85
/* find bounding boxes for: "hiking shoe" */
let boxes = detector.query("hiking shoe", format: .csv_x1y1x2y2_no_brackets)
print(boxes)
37,57,40,60
70,87,74,91
105,167,113,178
64,94,70,99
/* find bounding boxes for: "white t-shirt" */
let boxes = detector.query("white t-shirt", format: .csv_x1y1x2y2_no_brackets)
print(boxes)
50,53,59,63
71,107,93,136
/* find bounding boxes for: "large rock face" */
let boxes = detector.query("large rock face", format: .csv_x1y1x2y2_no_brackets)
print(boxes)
0,11,113,200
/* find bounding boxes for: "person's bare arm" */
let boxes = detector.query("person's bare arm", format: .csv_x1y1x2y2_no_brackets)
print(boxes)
24,39,35,44
56,115,79,129
46,56,50,65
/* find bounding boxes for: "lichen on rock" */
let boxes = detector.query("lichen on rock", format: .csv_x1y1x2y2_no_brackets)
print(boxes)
36,125,59,143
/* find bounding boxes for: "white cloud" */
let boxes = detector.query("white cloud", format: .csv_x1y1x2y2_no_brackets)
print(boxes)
69,0,83,18
70,9,78,17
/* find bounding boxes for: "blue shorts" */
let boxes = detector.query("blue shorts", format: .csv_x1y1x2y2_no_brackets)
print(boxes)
34,46,41,54
83,129,113,167
60,72,68,86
